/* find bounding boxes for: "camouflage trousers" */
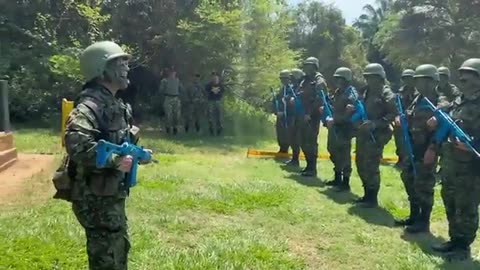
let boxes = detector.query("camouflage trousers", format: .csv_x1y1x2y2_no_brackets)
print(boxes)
276,115,290,152
299,117,320,159
163,96,181,129
356,131,391,191
400,143,437,211
288,116,301,159
393,127,405,160
72,195,129,270
441,144,480,247
207,100,223,131
183,101,205,128
327,125,353,177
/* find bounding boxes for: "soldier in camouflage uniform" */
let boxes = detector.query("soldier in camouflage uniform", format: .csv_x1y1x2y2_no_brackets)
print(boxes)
297,57,326,177
353,64,397,207
323,67,356,191
160,68,184,135
393,69,416,168
285,68,305,167
205,72,226,136
394,64,450,233
65,41,152,270
435,67,462,180
182,73,205,133
431,59,480,260
273,69,292,153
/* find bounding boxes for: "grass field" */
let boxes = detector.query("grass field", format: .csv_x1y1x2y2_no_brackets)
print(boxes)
1,127,480,270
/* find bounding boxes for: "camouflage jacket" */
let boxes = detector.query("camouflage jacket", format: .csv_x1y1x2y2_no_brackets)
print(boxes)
356,85,397,142
160,77,184,97
331,85,357,128
272,84,296,115
397,85,417,109
407,89,450,146
437,83,462,110
183,81,205,104
443,90,480,167
65,84,135,200
298,72,326,119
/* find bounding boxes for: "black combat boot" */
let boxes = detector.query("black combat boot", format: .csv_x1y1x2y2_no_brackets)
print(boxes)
285,156,299,167
325,172,342,186
444,244,471,261
360,188,378,208
173,127,178,135
394,202,420,226
195,122,200,132
166,127,170,134
355,186,368,203
217,127,223,136
185,125,189,133
301,157,317,177
209,126,215,136
335,175,351,192
405,205,431,234
432,241,456,253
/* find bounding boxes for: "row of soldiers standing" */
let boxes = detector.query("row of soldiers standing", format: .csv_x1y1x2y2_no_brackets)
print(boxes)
159,69,225,136
272,56,480,261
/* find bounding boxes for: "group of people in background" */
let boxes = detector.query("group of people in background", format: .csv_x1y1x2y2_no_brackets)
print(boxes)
158,68,225,136
272,56,480,261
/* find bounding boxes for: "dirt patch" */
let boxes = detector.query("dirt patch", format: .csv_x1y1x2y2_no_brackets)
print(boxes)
0,154,56,205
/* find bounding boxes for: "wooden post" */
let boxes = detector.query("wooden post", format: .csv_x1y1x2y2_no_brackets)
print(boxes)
0,78,10,132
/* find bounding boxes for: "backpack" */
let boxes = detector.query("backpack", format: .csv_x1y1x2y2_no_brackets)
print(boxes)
52,96,108,202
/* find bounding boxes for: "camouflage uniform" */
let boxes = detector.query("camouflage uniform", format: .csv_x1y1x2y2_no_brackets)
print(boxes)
160,76,184,134
273,70,292,153
325,67,356,190
205,79,225,135
298,57,326,177
65,41,135,270
353,64,397,206
285,68,305,167
393,70,416,166
397,64,450,233
432,59,480,260
182,80,206,132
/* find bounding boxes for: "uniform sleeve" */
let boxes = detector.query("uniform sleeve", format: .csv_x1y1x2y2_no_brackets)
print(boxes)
334,88,356,124
64,104,120,168
373,89,397,129
307,78,326,116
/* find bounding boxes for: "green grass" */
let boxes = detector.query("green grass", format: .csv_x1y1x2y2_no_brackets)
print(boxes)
1,127,480,269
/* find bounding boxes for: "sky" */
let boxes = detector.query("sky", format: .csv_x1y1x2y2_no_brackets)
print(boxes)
288,0,375,24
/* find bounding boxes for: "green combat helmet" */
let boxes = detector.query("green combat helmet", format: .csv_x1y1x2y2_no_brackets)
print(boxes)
401,69,415,78
303,57,319,69
333,67,353,82
279,69,291,79
290,68,305,80
80,41,131,82
438,66,451,78
458,58,480,76
363,63,386,79
414,64,439,81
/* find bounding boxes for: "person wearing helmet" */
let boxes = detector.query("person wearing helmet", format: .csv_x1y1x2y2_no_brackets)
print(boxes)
432,58,480,260
297,56,327,177
353,63,397,207
437,67,462,108
393,69,417,168
322,67,357,191
394,64,450,233
273,69,292,154
160,67,185,135
64,41,153,269
285,68,305,167
182,73,206,133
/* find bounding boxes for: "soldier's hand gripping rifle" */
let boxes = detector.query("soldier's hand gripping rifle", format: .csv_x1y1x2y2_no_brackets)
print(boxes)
349,86,376,142
421,97,480,158
395,94,417,176
96,140,157,187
